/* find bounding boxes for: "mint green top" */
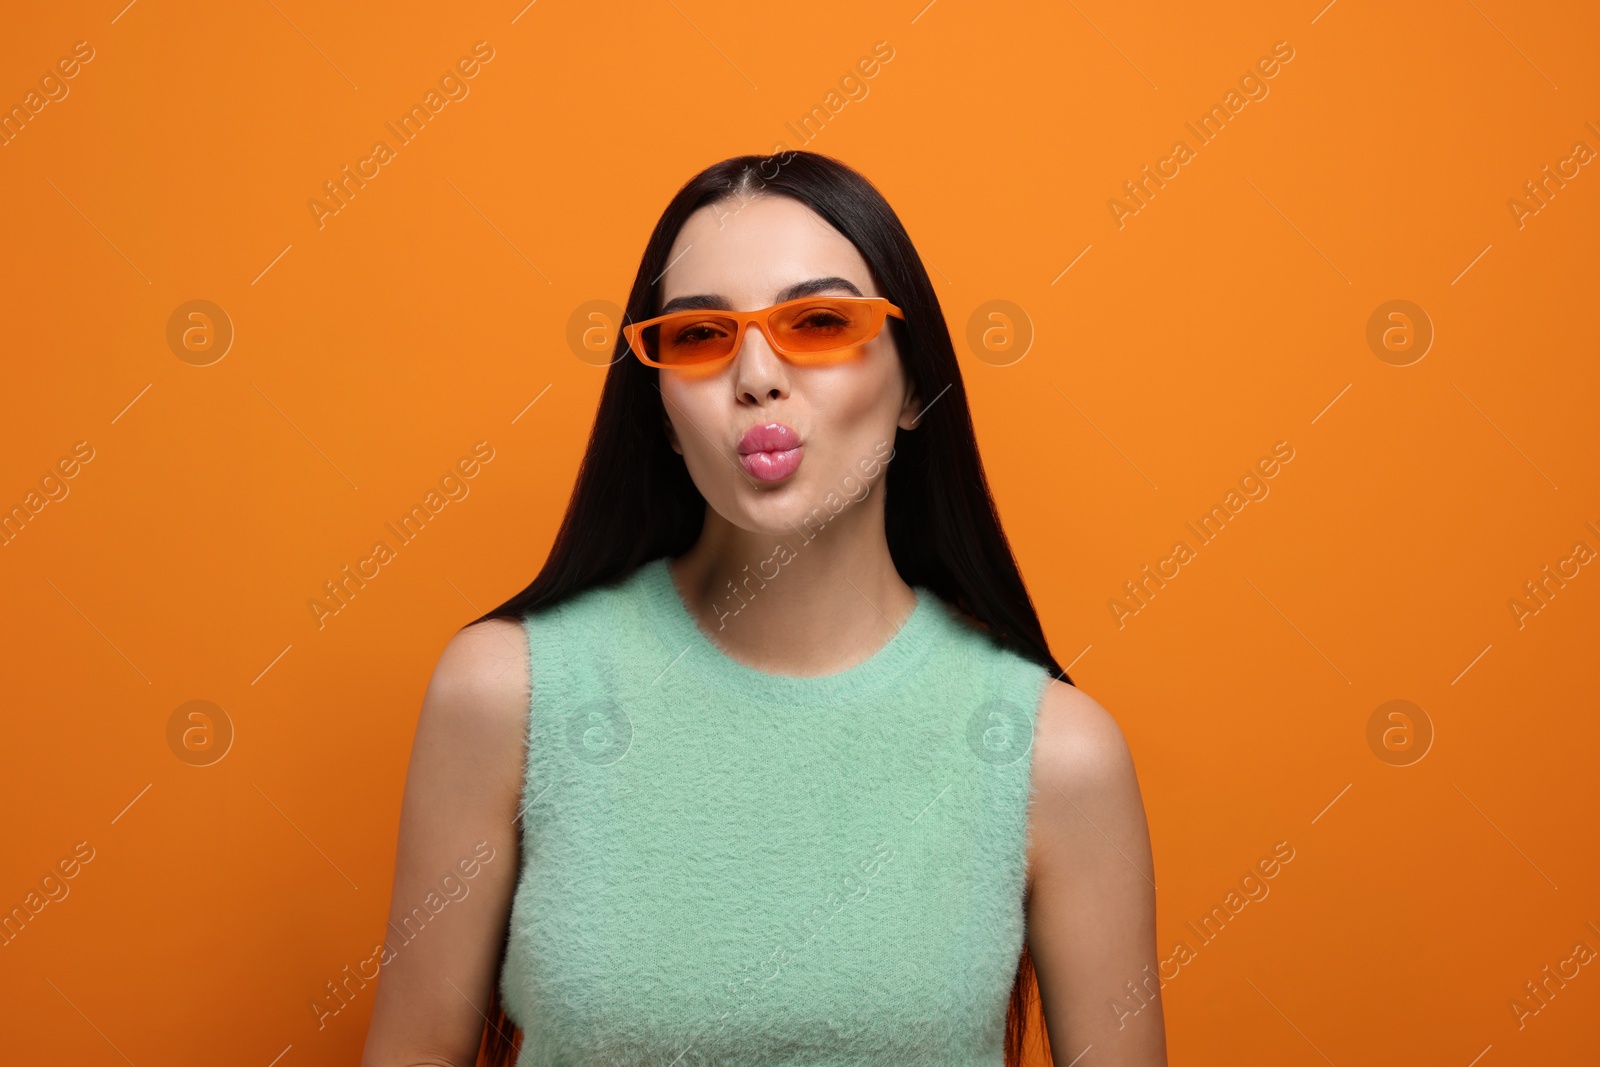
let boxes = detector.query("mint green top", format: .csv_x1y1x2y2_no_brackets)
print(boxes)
500,556,1052,1066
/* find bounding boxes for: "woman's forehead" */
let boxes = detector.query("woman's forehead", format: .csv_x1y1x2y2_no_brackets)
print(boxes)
661,197,873,306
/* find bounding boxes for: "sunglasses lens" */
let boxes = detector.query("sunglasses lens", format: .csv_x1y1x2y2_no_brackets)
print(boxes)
646,313,740,366
771,299,876,356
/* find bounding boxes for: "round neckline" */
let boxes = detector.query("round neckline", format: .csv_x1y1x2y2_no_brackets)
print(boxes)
637,555,945,705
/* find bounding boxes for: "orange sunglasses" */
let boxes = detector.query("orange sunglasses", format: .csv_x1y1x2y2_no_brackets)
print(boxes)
624,296,905,369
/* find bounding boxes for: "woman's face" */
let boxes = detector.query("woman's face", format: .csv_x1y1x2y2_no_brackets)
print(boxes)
656,194,922,537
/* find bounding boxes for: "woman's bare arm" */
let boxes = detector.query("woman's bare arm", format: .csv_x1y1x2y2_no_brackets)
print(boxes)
361,617,531,1067
1025,680,1168,1066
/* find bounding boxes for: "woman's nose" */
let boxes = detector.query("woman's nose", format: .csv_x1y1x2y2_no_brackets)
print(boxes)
733,323,790,400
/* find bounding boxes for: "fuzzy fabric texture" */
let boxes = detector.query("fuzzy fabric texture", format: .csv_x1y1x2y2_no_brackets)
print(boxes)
500,556,1052,1066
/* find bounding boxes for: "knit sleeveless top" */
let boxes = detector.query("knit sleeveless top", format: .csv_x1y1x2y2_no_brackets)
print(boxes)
499,555,1052,1066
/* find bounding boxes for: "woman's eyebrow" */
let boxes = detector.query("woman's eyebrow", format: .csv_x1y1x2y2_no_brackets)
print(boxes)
658,276,865,316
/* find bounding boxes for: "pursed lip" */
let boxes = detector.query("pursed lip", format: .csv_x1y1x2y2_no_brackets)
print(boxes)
737,422,800,455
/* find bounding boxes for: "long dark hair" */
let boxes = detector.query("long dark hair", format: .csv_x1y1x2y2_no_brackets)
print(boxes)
468,150,1070,1067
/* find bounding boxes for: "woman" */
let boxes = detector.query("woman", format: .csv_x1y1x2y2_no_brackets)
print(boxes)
361,151,1167,1066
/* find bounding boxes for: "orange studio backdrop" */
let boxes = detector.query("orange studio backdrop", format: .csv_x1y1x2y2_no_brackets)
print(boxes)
1,1,1596,1064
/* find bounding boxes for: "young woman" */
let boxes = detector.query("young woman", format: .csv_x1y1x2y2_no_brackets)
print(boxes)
361,151,1166,1066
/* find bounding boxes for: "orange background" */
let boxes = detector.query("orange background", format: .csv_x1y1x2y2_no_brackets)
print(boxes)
2,1,1597,1064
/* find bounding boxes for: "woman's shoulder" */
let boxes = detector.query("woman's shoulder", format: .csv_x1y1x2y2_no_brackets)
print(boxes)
415,617,532,765
1029,680,1141,847
433,564,656,712
1024,679,1144,895
1032,680,1131,775
437,616,531,685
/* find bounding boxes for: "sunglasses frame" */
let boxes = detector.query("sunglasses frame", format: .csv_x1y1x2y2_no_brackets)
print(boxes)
623,295,906,370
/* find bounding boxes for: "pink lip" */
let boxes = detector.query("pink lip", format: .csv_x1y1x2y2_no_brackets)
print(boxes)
738,423,799,454
737,422,803,482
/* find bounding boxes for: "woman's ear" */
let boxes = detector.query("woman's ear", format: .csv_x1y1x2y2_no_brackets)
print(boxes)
663,410,682,454
897,384,924,431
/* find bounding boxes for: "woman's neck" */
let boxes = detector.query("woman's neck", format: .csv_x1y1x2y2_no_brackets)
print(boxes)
668,503,917,677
